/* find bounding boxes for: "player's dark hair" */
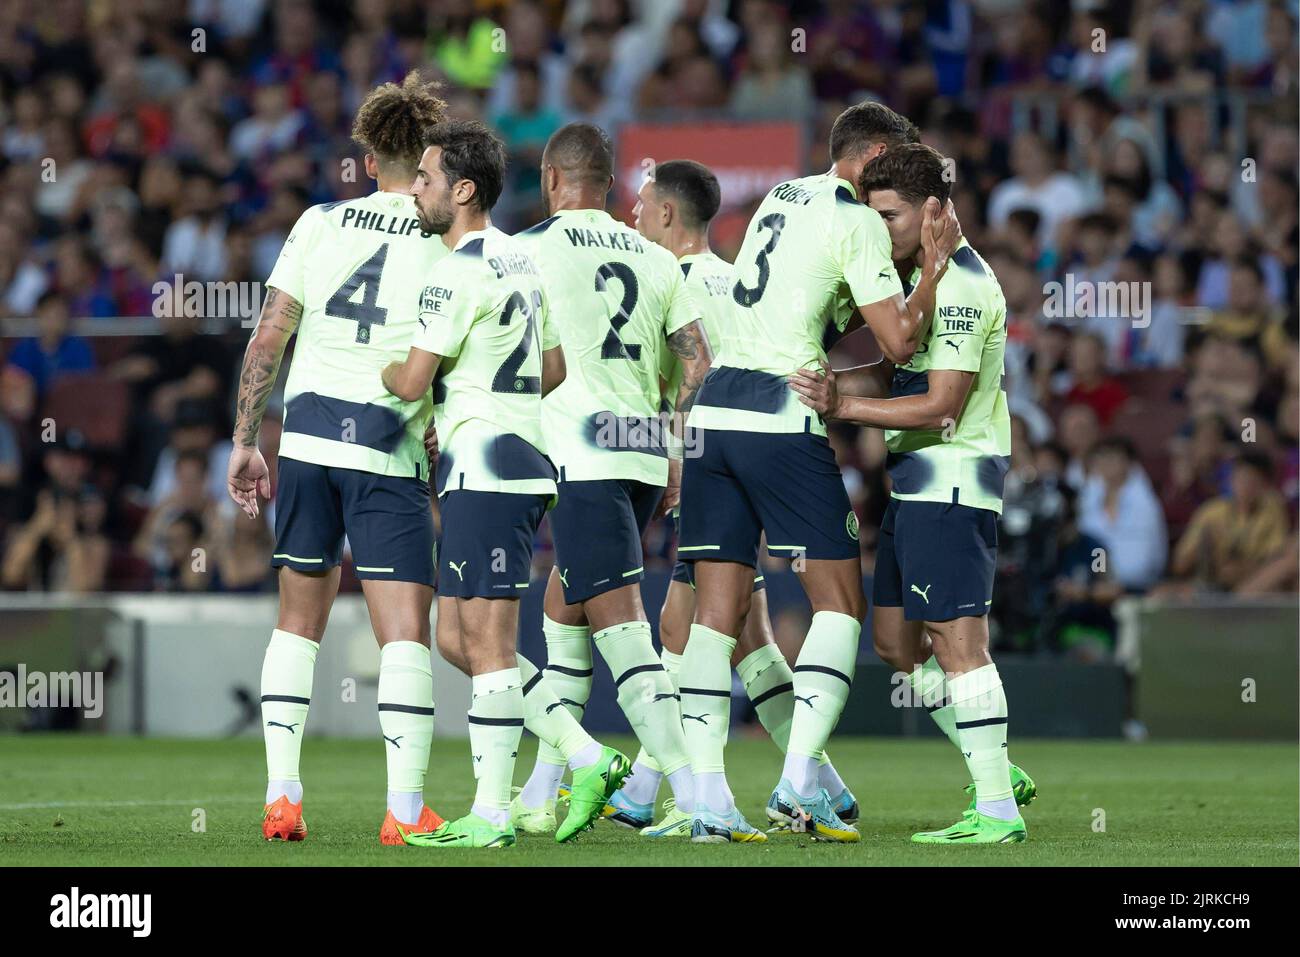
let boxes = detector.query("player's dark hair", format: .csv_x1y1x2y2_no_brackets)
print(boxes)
859,143,951,207
829,101,920,161
426,119,507,212
652,159,721,228
543,122,614,187
352,70,447,179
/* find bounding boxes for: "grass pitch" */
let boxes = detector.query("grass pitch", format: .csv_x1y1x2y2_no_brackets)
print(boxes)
0,735,1295,866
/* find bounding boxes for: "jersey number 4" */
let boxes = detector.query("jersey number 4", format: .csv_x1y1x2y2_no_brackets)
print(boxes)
326,244,389,344
732,213,785,307
492,290,543,395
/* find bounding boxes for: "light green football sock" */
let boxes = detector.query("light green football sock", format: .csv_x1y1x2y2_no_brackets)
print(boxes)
948,663,1015,818
261,628,318,804
518,653,595,763
908,653,960,749
468,668,525,826
783,611,859,794
377,641,435,822
533,616,592,768
632,648,682,777
678,624,735,812
595,621,690,777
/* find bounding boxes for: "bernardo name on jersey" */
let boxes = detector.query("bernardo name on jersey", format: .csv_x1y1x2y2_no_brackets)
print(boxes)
689,174,902,437
887,241,1011,514
269,192,446,479
516,208,698,486
413,226,557,498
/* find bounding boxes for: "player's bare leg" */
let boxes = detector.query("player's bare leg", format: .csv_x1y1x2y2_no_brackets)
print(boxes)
360,579,443,843
260,566,339,841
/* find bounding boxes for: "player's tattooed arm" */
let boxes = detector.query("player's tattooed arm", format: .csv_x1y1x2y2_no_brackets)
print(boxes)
233,287,301,448
667,319,714,424
382,347,440,402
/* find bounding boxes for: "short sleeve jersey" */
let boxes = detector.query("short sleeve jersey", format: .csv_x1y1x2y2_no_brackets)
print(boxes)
886,242,1011,514
687,174,901,436
659,251,733,412
268,192,447,479
515,208,698,486
412,227,557,498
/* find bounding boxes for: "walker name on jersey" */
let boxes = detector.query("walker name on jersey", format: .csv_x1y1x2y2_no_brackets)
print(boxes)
487,253,540,278
339,207,424,237
563,227,646,253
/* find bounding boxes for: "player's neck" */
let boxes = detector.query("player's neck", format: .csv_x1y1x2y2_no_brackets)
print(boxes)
548,188,607,214
442,212,492,251
827,161,862,196
668,229,710,260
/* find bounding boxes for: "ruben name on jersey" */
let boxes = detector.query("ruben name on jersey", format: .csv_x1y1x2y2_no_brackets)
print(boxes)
268,192,446,479
688,174,901,437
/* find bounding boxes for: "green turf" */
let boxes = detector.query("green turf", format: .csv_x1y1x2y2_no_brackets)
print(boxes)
0,734,1295,866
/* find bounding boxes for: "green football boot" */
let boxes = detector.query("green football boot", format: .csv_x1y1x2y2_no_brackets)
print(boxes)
641,798,693,839
402,812,516,848
555,745,631,843
964,763,1037,812
912,809,1027,844
509,788,556,835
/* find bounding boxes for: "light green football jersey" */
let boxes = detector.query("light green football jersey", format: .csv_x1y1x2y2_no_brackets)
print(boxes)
269,191,446,478
515,208,699,485
886,241,1011,514
412,227,558,498
688,174,901,436
659,251,732,412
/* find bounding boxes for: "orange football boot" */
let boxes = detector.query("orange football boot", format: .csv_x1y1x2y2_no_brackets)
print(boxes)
380,805,446,846
262,795,308,842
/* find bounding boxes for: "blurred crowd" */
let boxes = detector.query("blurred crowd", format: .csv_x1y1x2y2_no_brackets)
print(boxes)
0,0,1296,656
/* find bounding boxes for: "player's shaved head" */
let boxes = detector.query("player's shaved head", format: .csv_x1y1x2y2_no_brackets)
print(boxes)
650,160,721,229
352,70,447,179
829,101,920,161
542,122,614,188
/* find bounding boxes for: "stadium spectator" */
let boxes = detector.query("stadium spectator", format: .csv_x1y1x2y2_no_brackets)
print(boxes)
729,21,815,121
987,131,1089,252
4,293,95,397
1063,332,1130,427
1166,451,1290,593
1078,436,1167,592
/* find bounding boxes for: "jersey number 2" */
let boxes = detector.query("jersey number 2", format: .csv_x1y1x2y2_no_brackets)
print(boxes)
596,262,641,360
732,213,785,307
327,244,389,344
492,290,543,394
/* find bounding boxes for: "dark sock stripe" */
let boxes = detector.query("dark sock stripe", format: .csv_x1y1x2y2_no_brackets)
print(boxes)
793,664,853,687
924,698,950,713
679,685,730,697
954,716,1008,730
614,662,665,688
377,703,435,715
261,694,310,705
467,715,525,727
749,681,794,708
545,664,594,678
522,671,543,695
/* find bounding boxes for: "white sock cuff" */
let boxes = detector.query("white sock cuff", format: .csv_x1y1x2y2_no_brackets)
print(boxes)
270,629,320,661
379,640,432,673
472,667,523,698
593,620,652,642
542,615,591,643
688,622,737,655
810,609,862,631
946,664,1002,706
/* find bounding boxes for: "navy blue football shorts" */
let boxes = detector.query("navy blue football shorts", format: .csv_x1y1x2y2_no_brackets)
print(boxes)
669,510,765,591
272,456,434,586
435,489,548,598
677,427,860,568
548,477,662,604
873,497,998,622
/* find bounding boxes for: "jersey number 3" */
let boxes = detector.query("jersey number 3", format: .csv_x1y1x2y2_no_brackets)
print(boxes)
327,244,389,344
732,213,785,307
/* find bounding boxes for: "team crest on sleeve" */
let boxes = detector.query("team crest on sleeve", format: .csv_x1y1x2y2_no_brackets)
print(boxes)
846,510,859,541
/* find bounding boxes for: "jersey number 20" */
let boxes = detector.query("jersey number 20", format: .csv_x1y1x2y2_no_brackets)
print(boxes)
492,290,543,395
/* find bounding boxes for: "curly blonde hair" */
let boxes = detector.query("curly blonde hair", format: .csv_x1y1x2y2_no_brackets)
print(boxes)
351,70,448,178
